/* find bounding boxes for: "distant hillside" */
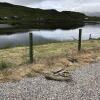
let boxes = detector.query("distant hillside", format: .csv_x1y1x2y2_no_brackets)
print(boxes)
0,2,86,29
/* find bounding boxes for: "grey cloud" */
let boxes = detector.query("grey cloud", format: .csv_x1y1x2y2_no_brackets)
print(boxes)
0,0,100,12
0,0,45,5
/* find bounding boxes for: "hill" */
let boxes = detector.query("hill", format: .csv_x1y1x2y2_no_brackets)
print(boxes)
0,2,86,30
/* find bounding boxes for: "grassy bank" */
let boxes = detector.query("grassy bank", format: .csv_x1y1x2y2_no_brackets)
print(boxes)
0,39,100,82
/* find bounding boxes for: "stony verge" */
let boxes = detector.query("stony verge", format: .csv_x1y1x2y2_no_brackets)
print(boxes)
0,62,100,100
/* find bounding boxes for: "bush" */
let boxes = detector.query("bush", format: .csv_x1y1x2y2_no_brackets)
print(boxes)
0,61,11,70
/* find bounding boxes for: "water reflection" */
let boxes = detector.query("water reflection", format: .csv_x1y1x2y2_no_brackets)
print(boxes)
0,24,12,28
0,24,100,48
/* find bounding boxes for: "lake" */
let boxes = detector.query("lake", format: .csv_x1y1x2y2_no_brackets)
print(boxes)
0,24,100,48
0,24,13,28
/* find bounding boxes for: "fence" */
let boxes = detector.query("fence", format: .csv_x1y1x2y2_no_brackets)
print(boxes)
28,29,84,63
0,29,99,68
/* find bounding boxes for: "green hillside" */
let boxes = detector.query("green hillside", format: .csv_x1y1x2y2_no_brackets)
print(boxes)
0,2,86,30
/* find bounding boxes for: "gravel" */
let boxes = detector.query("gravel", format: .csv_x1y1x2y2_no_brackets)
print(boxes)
0,62,100,100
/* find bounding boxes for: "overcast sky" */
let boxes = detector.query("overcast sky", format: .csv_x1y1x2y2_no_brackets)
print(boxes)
0,0,100,12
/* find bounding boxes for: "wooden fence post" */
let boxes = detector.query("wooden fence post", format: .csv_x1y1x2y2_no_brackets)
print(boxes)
29,33,33,63
78,29,82,51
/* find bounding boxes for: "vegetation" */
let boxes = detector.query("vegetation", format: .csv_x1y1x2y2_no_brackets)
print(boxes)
0,60,12,70
0,2,86,33
85,16,100,21
0,39,100,82
0,3,100,82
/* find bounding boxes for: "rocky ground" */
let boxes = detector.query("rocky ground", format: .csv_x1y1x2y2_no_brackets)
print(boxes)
0,62,100,100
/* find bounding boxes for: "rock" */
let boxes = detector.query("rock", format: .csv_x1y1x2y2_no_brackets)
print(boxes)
44,69,72,81
45,73,72,81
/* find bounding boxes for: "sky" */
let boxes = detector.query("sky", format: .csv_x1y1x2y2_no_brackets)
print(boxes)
0,0,100,12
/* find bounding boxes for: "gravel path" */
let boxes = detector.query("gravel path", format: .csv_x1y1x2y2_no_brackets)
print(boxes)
0,62,100,100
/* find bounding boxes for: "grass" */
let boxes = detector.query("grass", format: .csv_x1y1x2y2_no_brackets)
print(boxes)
0,60,12,70
0,39,100,82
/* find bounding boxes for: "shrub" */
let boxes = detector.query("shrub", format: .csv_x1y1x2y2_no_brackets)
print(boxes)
0,60,12,70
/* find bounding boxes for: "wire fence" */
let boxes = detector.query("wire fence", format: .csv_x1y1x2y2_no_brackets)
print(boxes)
0,29,100,69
